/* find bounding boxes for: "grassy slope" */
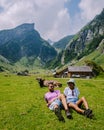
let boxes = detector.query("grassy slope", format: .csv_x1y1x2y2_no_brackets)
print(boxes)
75,46,104,69
0,73,104,130
0,55,47,72
0,55,14,72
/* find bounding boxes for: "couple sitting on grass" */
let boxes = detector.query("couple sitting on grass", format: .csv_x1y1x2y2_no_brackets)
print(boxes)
44,78,93,122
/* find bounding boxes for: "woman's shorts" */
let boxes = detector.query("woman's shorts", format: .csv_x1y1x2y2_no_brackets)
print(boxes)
49,98,63,111
67,98,78,104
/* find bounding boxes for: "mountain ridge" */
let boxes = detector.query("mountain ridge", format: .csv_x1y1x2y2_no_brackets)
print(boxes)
46,9,104,69
0,9,104,72
53,35,74,50
0,23,57,68
0,23,57,65
63,9,104,64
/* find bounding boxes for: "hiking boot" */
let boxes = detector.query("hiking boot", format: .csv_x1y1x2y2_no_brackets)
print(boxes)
65,110,72,119
88,113,94,119
84,109,92,118
54,107,65,122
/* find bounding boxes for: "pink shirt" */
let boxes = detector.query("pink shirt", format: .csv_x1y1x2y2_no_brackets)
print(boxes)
44,90,60,102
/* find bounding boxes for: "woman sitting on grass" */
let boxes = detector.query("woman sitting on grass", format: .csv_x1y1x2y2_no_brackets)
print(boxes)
64,78,93,118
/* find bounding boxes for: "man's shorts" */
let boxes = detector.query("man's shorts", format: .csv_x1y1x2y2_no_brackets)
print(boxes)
66,98,78,104
49,98,63,111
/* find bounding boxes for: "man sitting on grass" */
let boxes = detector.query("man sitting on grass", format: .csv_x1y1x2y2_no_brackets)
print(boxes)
44,82,72,122
64,78,93,118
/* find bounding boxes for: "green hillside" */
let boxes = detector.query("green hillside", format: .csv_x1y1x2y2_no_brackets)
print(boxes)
0,73,104,130
62,9,104,67
53,35,74,50
14,56,45,72
75,40,104,69
0,55,15,72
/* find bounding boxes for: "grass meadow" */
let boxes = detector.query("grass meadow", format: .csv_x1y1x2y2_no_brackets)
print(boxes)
0,73,104,130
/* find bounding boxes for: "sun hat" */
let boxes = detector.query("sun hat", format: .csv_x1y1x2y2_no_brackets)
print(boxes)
67,78,75,84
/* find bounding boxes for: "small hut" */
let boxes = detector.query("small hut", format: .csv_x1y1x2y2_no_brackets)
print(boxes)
53,66,93,78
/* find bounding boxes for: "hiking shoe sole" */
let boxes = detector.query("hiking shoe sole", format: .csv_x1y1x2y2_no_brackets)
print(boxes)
55,107,65,122
66,111,72,119
84,109,92,118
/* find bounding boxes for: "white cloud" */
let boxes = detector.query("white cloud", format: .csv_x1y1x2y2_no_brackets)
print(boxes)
0,0,71,41
68,0,104,35
44,8,71,41
0,0,104,41
79,0,104,20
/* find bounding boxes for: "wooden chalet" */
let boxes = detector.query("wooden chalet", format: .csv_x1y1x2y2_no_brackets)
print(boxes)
53,66,93,78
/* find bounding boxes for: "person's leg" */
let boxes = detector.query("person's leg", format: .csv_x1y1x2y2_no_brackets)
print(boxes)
54,104,65,122
76,97,93,117
58,94,68,110
68,102,84,114
58,94,72,118
76,97,89,109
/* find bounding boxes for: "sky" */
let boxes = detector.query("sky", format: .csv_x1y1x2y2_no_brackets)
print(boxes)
0,0,104,41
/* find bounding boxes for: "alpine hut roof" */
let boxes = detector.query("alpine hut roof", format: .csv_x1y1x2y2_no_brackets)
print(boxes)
68,66,92,72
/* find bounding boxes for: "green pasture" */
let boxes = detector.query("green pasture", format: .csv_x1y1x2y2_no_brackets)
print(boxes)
0,73,104,130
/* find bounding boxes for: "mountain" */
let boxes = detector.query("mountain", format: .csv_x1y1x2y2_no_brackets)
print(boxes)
75,39,104,68
47,9,104,69
47,39,54,45
53,35,74,50
0,9,104,72
0,23,57,70
63,9,104,65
